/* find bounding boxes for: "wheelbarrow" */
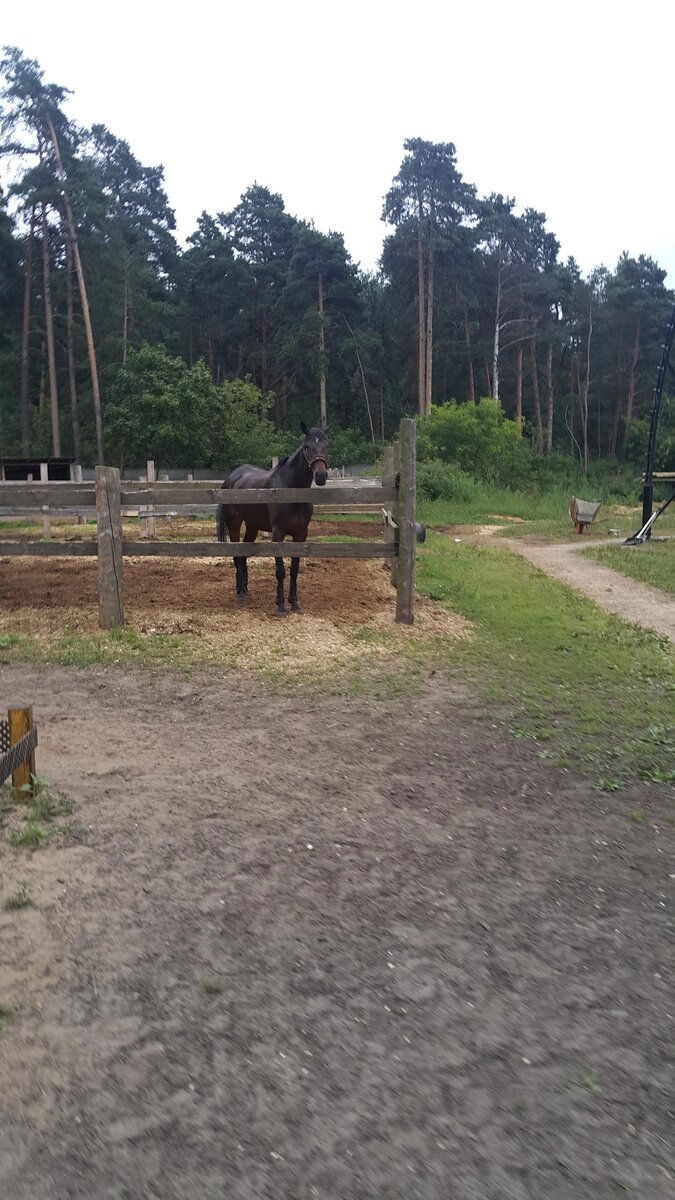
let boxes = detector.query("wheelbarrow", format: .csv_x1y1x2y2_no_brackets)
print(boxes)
568,496,601,535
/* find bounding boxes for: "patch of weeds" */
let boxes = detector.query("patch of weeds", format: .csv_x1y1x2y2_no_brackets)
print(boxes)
10,823,49,850
597,779,622,792
4,880,32,910
0,1004,16,1032
583,1068,602,1094
638,766,675,785
199,977,224,994
629,810,645,823
0,632,20,650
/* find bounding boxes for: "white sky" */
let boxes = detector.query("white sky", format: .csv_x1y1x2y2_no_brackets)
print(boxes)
3,0,674,283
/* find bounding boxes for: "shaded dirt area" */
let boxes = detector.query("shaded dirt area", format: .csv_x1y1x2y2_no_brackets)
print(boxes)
1,666,674,1199
501,539,675,644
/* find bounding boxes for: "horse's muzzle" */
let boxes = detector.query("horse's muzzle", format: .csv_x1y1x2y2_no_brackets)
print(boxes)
314,470,328,487
312,460,328,486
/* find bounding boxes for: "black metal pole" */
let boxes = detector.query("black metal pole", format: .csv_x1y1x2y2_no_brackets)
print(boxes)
641,304,675,537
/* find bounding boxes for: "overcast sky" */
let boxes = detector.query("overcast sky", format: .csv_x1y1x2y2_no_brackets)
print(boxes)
3,0,674,283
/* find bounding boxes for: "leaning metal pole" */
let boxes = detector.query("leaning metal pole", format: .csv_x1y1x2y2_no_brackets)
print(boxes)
637,303,675,539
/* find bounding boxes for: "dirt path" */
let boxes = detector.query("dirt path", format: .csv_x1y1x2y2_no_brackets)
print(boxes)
501,538,675,643
1,665,673,1199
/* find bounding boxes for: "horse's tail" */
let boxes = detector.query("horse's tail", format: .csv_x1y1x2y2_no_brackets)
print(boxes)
216,499,228,543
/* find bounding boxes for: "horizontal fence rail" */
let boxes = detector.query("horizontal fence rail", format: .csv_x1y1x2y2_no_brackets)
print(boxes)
0,540,395,559
0,483,395,508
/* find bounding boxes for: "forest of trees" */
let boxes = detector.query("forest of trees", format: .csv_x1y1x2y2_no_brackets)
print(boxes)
0,47,673,474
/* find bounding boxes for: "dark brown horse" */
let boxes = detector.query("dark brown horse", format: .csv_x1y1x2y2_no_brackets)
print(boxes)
216,422,329,615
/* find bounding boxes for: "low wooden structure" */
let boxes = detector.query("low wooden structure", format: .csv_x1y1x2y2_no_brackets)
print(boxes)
0,420,418,626
0,705,37,791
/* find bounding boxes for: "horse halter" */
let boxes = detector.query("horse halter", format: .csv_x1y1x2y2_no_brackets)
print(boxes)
303,445,328,474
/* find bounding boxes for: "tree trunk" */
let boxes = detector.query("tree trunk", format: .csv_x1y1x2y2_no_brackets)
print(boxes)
65,233,80,461
515,342,523,423
44,113,103,463
463,301,475,403
380,384,385,441
492,258,501,403
545,337,554,454
38,337,47,444
529,336,543,455
41,204,61,457
260,305,270,404
622,315,641,454
424,215,434,416
318,272,327,427
20,207,36,454
580,304,592,477
122,255,129,367
417,197,426,415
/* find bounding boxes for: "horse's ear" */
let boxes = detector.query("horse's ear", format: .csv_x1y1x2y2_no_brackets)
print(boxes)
300,420,308,435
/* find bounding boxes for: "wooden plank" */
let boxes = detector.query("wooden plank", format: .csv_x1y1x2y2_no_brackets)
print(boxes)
8,705,35,792
0,482,396,508
0,540,395,559
122,541,396,558
121,484,396,506
395,419,416,625
96,466,124,628
0,483,96,506
0,541,98,556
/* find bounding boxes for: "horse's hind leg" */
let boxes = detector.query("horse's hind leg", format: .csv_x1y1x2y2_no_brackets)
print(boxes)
242,524,259,595
227,518,246,599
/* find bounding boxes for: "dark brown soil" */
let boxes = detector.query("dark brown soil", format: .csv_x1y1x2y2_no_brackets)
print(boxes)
1,665,673,1199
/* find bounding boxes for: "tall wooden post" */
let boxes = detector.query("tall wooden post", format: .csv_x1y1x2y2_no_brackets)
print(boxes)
395,418,416,624
70,462,84,525
8,705,36,791
40,462,51,540
146,459,156,538
382,445,396,585
96,466,124,629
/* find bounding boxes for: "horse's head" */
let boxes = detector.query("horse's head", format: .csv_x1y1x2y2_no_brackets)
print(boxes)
300,421,329,486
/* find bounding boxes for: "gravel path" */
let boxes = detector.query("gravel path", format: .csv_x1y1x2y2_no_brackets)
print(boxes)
501,538,675,643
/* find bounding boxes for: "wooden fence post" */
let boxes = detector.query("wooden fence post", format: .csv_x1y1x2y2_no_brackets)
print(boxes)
146,460,156,537
70,462,84,525
382,445,396,585
395,418,416,624
8,705,35,791
96,466,124,629
40,462,51,540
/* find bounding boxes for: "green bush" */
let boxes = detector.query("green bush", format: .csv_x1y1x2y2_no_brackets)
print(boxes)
417,398,523,484
417,460,481,503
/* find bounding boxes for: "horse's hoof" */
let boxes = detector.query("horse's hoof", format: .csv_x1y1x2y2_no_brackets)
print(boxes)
290,603,301,614
236,592,249,603
274,606,287,618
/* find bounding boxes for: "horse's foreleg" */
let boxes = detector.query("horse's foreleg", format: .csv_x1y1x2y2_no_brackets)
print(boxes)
228,521,246,599
289,536,304,612
272,529,287,615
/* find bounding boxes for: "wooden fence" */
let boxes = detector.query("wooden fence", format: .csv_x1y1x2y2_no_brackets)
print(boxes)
0,419,418,626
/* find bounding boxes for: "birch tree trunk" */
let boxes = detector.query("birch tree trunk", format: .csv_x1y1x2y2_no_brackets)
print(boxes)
463,301,475,403
492,258,501,403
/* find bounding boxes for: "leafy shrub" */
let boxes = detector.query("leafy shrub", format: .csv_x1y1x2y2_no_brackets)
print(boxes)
417,398,523,483
417,460,481,503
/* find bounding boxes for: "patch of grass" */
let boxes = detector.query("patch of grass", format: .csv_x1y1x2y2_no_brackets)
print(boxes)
416,534,675,784
4,880,32,910
583,541,675,596
199,977,224,994
0,1003,16,1032
9,823,49,850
